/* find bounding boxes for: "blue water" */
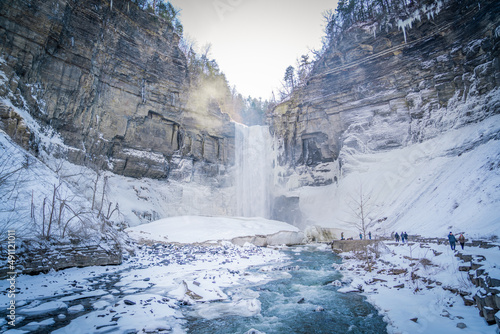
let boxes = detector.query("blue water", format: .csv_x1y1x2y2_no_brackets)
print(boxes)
185,245,387,334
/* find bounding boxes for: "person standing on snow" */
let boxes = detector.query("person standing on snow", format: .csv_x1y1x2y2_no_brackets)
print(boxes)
458,233,466,250
395,232,400,242
448,232,457,250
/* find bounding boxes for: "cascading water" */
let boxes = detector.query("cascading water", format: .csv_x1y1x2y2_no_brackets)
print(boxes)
234,123,274,218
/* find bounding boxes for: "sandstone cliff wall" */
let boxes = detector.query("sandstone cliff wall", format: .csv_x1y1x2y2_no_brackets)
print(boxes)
0,0,234,182
269,0,499,188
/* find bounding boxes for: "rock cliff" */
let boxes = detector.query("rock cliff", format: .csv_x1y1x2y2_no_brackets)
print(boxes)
269,0,499,188
0,0,234,182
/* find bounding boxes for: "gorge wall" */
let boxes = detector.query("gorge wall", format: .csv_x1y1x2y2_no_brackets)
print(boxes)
1,0,499,234
0,0,234,183
269,0,500,234
270,0,499,187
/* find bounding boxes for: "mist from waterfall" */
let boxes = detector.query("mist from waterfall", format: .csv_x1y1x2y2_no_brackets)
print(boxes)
234,123,274,219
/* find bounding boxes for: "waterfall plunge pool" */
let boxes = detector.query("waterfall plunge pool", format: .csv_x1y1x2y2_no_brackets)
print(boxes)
184,244,388,334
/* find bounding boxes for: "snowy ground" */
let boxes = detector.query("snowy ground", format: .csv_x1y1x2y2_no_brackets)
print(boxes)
0,239,287,332
1,217,499,333
336,238,500,334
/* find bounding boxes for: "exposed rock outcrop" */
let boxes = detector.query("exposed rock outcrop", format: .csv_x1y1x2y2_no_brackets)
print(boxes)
231,230,306,247
0,102,31,149
0,240,122,279
456,249,500,327
0,0,234,182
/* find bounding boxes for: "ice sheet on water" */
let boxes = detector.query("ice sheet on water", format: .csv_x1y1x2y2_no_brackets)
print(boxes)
92,300,110,310
52,293,183,334
58,289,108,302
189,298,262,320
18,318,55,332
18,301,67,316
126,215,300,244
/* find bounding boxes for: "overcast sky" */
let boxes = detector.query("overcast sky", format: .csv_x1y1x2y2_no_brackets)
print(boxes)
169,0,338,100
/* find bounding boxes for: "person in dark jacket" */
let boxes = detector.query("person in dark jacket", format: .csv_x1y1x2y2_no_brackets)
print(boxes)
458,233,466,250
395,232,400,242
448,232,457,250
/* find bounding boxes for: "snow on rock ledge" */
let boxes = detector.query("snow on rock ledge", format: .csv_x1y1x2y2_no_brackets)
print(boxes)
126,216,306,246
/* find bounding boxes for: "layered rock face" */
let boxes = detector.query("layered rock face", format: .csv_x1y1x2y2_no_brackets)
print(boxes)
0,0,234,182
269,0,499,188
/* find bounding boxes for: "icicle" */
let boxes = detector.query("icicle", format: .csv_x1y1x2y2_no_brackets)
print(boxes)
110,0,113,11
141,79,146,103
397,19,408,43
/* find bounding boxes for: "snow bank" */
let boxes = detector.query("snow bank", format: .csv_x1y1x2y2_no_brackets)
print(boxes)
295,114,500,239
337,240,500,333
126,216,305,245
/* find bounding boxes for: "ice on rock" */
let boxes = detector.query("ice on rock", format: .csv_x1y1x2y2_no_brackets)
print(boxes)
170,279,228,303
331,280,342,287
67,304,85,314
190,298,262,320
244,329,265,334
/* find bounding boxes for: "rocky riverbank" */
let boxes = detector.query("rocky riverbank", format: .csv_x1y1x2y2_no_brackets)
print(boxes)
335,238,500,333
0,241,287,333
0,240,122,279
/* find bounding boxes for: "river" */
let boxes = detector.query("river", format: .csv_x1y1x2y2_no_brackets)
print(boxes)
184,244,387,334
1,243,387,333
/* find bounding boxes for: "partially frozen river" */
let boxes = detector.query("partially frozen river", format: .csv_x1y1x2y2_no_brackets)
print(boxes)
184,245,387,334
1,243,386,333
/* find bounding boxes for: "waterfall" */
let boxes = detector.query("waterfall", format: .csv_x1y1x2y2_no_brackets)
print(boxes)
235,123,274,218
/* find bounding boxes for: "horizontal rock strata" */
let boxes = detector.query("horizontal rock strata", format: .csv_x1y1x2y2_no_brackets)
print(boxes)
0,0,234,181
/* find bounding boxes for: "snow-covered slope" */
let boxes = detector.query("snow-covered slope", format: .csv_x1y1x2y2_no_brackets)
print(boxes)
294,114,500,239
0,129,111,240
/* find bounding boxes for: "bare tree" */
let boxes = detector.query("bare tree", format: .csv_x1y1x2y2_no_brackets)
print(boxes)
342,183,380,271
345,184,376,239
0,148,32,238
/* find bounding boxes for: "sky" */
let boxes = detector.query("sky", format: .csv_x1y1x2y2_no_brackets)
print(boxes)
169,0,338,100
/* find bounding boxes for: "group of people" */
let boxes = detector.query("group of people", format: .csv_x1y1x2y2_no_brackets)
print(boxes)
394,232,408,243
448,232,466,250
340,232,372,240
340,231,466,250
358,232,372,240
